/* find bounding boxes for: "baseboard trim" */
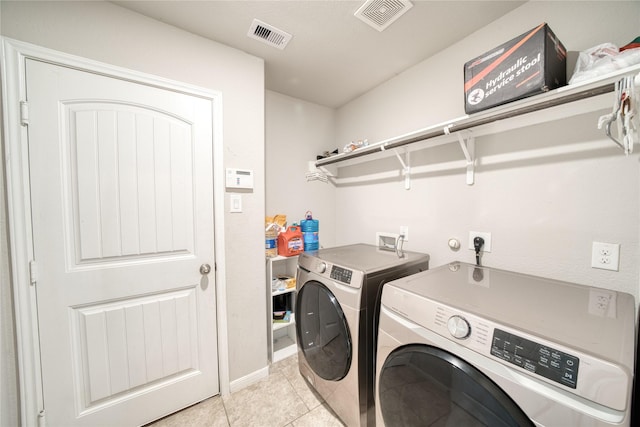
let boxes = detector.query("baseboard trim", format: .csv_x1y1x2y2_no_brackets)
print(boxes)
228,366,269,394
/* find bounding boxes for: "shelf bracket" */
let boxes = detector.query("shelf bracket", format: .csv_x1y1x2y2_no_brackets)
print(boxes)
445,125,475,185
458,132,475,185
392,148,411,190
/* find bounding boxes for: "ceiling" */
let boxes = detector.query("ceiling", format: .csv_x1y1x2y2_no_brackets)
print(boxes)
112,0,525,108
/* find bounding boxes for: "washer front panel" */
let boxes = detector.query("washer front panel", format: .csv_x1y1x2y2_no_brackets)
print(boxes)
376,306,631,426
381,283,632,411
296,272,362,427
296,244,430,427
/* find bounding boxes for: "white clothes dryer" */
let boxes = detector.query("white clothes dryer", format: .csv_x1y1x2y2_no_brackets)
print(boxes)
296,244,429,426
376,262,636,426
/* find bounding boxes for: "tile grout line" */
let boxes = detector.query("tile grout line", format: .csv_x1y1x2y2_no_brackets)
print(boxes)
220,396,232,427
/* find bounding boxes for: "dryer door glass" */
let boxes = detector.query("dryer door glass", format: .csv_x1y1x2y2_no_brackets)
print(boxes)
296,280,352,381
379,345,533,427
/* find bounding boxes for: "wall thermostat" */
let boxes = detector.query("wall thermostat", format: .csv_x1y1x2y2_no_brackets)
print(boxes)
226,168,254,189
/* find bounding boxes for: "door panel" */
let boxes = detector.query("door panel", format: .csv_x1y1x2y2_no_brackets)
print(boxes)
67,102,194,266
379,345,533,427
296,280,352,381
70,287,199,409
26,58,218,426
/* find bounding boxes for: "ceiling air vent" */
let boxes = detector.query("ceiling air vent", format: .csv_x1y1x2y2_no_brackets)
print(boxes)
247,19,292,50
354,0,413,32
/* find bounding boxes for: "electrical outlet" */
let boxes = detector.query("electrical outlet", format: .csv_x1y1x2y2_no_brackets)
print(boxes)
591,242,620,271
400,226,409,241
468,231,492,252
588,288,616,317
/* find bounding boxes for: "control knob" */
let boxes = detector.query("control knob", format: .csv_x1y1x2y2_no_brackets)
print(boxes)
316,262,327,273
447,315,471,339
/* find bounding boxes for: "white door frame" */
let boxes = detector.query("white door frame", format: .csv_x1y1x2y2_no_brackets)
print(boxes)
1,37,230,426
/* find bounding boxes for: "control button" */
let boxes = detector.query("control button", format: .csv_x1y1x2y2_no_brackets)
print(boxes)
330,266,352,284
513,356,524,367
447,315,471,339
316,262,327,273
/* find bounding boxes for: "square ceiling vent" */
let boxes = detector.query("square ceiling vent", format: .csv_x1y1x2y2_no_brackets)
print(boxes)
354,0,413,32
247,19,292,50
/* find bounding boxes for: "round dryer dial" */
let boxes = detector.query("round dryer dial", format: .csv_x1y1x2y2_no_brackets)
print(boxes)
447,315,471,339
316,262,327,273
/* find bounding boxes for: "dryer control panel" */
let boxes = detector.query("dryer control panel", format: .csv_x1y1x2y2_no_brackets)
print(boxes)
491,328,579,389
330,265,353,284
297,253,365,289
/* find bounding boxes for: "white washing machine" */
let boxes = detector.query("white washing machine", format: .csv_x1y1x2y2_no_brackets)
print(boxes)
296,244,429,426
376,262,636,426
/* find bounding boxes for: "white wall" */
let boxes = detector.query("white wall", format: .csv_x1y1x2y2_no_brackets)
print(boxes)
265,91,337,249
2,1,638,425
0,1,266,423
334,1,640,300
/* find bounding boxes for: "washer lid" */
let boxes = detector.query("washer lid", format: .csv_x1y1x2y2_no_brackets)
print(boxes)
384,262,635,370
308,243,429,273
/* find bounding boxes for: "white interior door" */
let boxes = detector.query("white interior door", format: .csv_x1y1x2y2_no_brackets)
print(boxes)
25,58,219,426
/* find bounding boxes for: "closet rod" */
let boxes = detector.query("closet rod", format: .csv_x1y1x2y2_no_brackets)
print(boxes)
317,83,615,167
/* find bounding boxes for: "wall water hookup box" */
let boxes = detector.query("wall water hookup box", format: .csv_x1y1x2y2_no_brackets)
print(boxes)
226,168,254,189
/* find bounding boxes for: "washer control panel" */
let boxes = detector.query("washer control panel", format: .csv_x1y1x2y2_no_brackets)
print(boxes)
491,328,579,389
330,265,353,284
423,304,584,391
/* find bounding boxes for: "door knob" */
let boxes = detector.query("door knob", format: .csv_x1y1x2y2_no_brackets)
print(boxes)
200,263,212,275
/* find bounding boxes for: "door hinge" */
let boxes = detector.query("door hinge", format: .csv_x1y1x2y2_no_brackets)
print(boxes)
20,101,29,126
29,260,38,286
38,409,46,427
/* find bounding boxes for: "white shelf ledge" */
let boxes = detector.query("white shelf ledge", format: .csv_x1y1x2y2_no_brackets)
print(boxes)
272,287,295,297
273,337,297,362
316,64,640,180
272,314,296,332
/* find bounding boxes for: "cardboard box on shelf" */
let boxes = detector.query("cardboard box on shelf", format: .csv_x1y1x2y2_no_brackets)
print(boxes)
464,23,567,114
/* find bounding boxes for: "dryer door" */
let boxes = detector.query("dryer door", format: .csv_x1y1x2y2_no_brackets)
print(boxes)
378,345,533,427
296,280,352,381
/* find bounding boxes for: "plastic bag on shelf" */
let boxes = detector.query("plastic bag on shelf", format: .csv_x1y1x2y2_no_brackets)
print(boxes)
343,139,368,153
569,41,640,85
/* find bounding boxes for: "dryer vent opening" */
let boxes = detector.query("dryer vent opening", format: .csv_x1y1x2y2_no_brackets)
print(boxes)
247,19,292,49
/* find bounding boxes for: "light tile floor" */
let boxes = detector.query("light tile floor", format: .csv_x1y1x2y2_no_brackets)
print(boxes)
147,354,344,427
